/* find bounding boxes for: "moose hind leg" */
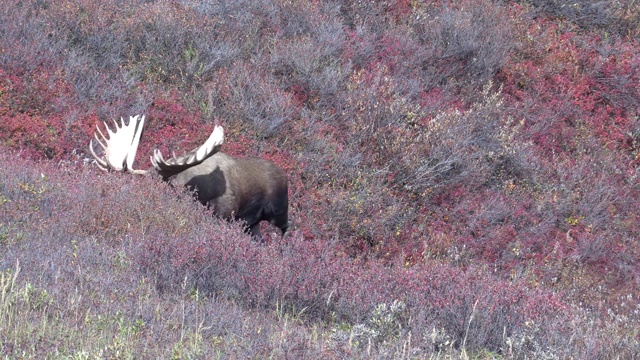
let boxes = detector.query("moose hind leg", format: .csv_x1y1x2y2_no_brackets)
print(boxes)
249,223,263,242
270,213,290,237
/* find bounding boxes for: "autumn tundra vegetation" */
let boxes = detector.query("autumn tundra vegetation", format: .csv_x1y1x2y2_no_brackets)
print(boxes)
1,0,640,358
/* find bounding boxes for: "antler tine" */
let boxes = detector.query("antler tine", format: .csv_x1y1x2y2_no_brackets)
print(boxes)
151,149,165,168
93,133,106,152
126,115,144,172
105,120,118,137
190,125,224,161
95,163,109,172
90,123,115,169
88,139,109,168
93,155,109,172
177,155,189,165
94,125,109,149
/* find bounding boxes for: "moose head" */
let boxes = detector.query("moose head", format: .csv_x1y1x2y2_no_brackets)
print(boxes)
89,115,290,240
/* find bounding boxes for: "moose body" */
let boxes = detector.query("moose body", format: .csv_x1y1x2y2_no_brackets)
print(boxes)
89,115,289,239
168,153,289,238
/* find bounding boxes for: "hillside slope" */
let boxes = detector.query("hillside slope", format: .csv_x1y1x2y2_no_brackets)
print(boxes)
1,0,639,357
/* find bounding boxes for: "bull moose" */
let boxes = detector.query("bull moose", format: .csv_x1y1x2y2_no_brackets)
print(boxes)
89,115,289,240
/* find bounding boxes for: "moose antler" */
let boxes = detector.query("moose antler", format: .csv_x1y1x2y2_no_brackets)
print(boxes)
89,115,146,174
89,115,224,178
151,125,224,178
87,114,288,239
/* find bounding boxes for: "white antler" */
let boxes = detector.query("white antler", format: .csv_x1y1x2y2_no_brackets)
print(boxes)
89,115,146,174
151,125,224,170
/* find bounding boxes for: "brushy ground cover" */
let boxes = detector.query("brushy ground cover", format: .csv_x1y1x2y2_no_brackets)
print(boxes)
1,0,640,358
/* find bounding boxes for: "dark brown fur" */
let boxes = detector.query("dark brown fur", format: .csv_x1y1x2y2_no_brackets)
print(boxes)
165,152,289,239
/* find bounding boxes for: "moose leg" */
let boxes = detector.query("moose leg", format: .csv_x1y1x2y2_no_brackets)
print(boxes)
270,213,290,237
249,223,263,242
